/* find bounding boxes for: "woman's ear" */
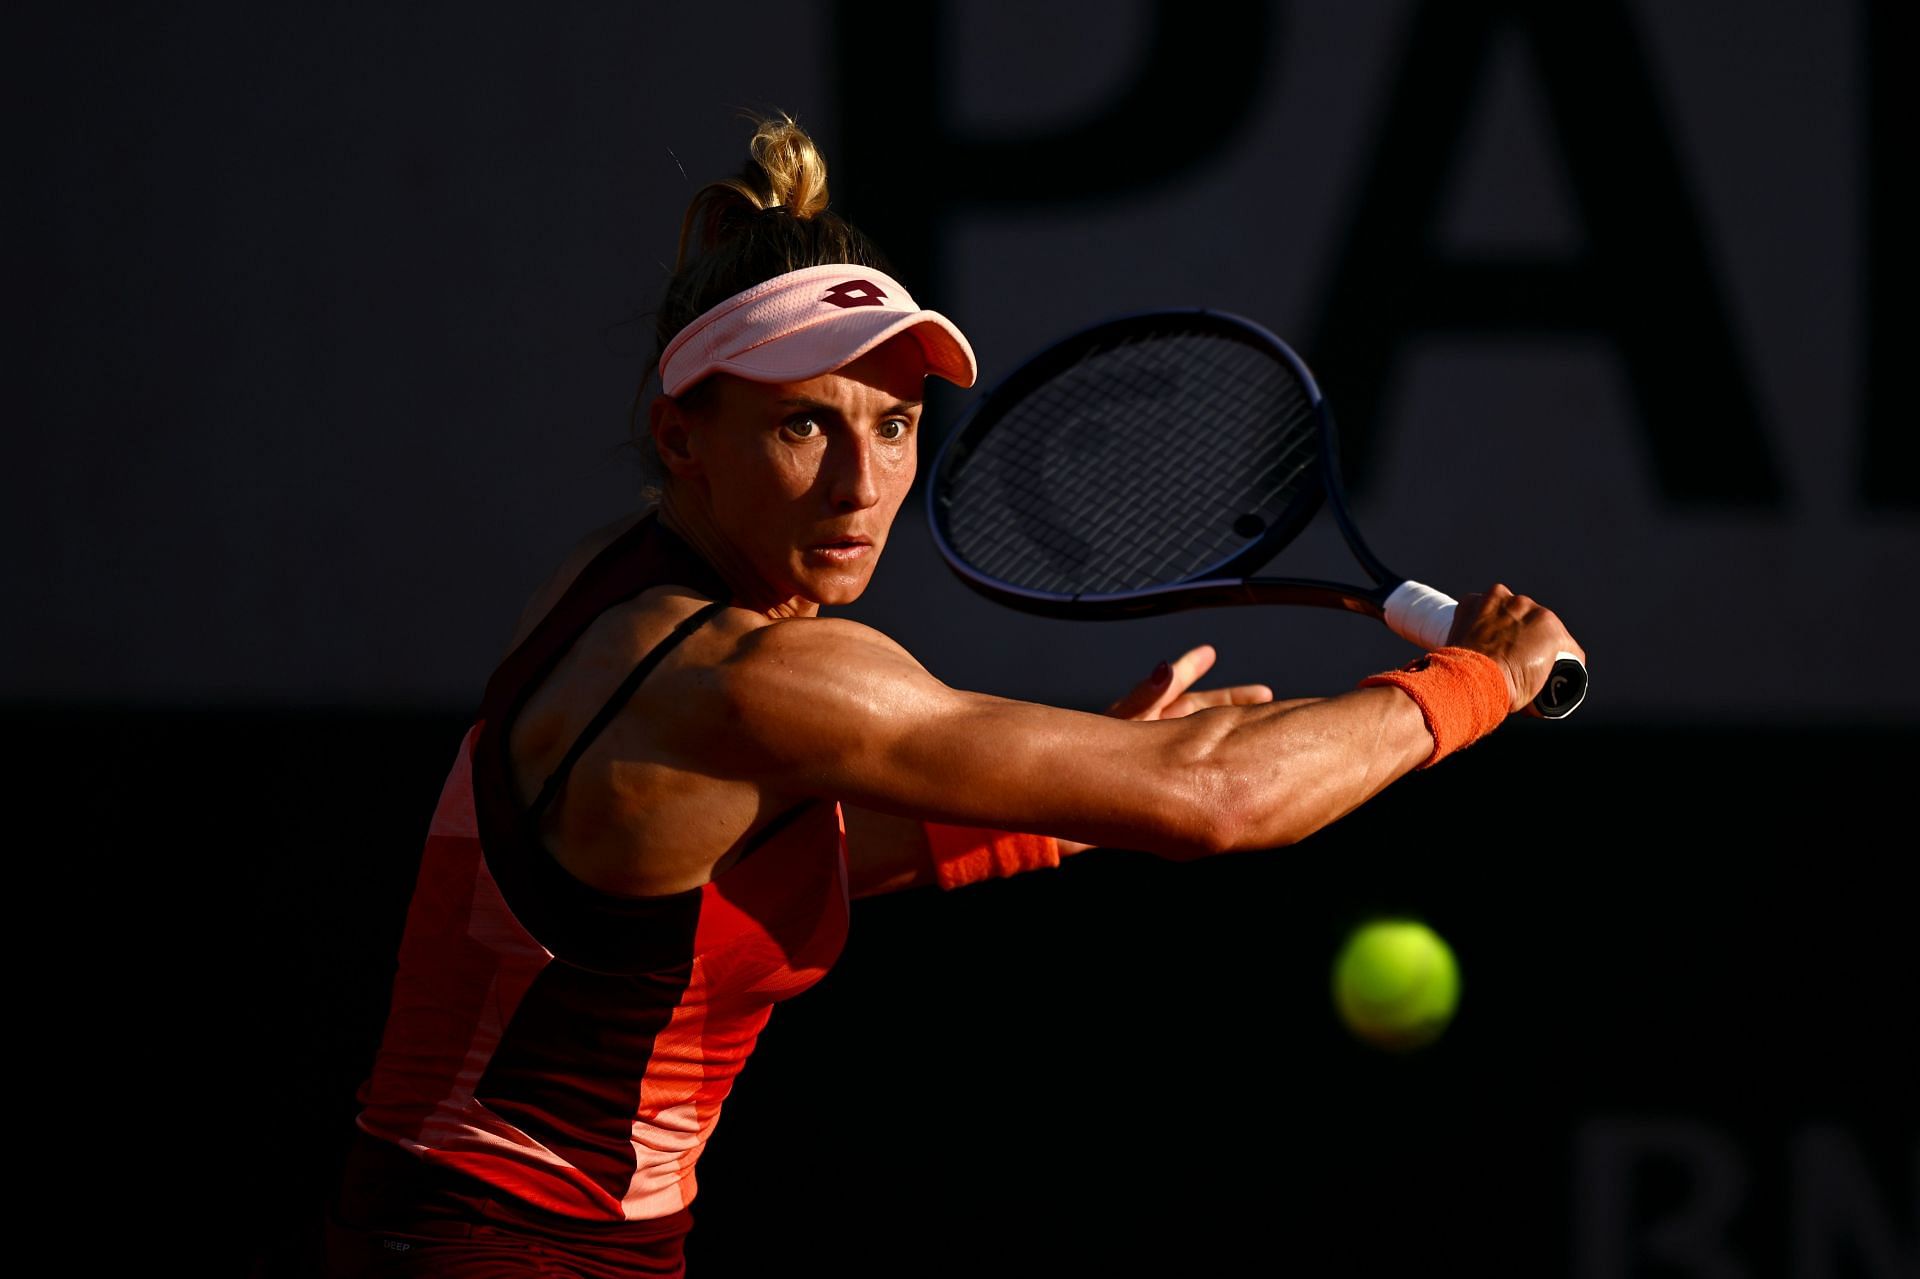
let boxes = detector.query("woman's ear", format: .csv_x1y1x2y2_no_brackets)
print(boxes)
649,395,702,481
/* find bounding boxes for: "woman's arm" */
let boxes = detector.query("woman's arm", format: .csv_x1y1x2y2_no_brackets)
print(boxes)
675,585,1577,861
841,644,1276,896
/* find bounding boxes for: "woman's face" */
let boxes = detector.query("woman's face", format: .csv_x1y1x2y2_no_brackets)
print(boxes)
671,333,929,608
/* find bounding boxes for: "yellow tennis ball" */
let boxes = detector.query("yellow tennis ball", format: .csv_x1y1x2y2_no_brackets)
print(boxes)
1332,919,1460,1051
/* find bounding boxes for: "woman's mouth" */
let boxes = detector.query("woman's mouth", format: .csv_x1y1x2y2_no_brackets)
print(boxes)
805,538,873,564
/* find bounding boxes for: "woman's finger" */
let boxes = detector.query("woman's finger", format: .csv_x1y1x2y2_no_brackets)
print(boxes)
1104,659,1175,719
1107,645,1229,721
1165,644,1218,695
1163,683,1274,718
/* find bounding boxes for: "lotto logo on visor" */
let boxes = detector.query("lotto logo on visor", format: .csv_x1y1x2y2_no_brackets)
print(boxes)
658,264,977,396
821,280,888,308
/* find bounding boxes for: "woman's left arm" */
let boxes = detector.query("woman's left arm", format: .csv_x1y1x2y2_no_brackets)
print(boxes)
843,645,1277,898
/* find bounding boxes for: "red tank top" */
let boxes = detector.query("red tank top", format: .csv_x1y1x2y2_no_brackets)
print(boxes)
353,511,850,1221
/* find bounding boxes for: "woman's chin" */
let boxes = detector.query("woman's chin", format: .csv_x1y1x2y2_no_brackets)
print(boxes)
808,574,874,607
793,556,879,607
779,572,871,606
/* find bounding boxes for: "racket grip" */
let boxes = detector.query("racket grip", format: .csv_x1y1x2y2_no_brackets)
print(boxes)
1382,581,1587,719
1382,581,1457,649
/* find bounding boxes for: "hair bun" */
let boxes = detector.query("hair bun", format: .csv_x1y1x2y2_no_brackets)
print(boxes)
673,111,831,267
746,115,829,220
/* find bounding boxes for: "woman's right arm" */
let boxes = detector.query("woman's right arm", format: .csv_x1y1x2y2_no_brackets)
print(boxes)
670,585,1579,860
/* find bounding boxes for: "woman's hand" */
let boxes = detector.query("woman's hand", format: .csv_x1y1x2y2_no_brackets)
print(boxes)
1103,643,1275,722
1444,584,1586,715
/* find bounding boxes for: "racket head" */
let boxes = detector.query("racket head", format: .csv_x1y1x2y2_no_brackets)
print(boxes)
927,309,1341,617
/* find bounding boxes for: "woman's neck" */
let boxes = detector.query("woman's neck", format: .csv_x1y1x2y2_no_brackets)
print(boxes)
655,485,819,619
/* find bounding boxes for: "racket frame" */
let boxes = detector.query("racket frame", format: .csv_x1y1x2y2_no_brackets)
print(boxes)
925,308,1408,623
925,307,1587,718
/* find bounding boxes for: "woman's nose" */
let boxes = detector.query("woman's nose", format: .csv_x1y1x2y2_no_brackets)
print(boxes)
828,435,880,512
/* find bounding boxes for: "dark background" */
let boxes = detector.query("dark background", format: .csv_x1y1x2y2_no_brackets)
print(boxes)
12,2,1915,1275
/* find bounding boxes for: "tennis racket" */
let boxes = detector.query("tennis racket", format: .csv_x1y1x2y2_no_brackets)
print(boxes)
925,309,1587,718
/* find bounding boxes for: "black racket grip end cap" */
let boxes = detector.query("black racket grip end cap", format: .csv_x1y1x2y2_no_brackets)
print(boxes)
1533,657,1588,719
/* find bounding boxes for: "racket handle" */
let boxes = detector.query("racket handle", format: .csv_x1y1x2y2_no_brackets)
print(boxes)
1382,581,1587,719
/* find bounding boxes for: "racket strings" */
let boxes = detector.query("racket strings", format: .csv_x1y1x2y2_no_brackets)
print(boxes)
953,336,1293,591
943,326,1321,595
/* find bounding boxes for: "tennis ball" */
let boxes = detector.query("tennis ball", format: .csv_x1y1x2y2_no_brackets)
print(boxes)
1332,919,1460,1051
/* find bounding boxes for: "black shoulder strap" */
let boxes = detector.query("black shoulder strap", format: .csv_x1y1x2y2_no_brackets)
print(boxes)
526,598,731,826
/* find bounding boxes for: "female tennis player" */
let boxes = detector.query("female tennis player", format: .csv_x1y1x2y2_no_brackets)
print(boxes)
325,113,1583,1276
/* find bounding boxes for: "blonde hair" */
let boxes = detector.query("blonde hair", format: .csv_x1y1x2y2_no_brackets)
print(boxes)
629,112,893,497
674,112,831,265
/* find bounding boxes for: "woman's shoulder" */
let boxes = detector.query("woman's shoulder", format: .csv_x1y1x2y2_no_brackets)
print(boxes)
679,611,925,733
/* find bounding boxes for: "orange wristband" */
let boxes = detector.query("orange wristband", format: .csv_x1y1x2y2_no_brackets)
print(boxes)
1357,646,1511,768
922,822,1062,891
